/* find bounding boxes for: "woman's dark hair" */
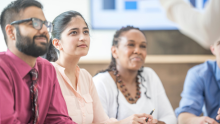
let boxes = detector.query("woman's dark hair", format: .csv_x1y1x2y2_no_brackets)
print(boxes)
96,26,150,119
45,10,88,62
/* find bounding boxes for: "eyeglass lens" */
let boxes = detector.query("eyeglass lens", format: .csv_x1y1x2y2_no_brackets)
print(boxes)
32,18,53,32
32,18,42,30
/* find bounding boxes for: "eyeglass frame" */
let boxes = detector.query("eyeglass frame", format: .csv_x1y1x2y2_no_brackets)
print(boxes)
10,17,53,32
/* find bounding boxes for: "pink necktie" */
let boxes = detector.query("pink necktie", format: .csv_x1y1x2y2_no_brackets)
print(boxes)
29,69,39,124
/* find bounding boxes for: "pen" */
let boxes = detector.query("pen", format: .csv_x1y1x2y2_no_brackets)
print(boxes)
145,109,155,122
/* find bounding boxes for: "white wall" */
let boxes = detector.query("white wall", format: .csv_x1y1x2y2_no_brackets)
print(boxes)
0,0,115,61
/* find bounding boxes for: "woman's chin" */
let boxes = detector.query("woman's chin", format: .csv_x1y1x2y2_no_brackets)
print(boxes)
79,52,88,57
129,64,144,70
128,66,143,71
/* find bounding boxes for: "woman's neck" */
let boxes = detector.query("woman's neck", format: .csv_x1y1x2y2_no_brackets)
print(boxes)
116,66,138,85
56,53,80,90
56,53,80,75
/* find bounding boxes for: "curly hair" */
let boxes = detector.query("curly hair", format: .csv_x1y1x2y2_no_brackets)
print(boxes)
96,26,150,119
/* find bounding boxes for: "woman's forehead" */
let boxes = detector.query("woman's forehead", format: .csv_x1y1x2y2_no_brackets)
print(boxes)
66,16,87,29
119,30,147,43
121,29,145,37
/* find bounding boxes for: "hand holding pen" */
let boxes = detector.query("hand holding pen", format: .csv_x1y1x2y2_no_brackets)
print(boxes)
115,113,153,124
145,109,166,124
146,109,155,122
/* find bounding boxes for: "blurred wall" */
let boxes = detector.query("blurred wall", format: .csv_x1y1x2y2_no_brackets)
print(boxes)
0,0,211,55
145,30,212,55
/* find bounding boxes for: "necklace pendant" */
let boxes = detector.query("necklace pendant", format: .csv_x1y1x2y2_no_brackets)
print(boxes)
118,79,122,83
135,95,140,99
114,70,141,104
122,89,126,93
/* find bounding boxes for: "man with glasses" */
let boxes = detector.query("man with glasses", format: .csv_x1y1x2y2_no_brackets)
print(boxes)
0,0,76,123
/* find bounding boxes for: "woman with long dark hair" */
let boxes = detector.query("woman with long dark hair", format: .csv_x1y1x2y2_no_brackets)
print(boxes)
93,26,177,124
45,11,154,124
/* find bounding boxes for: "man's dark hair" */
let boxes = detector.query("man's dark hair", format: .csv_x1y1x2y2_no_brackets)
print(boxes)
0,0,43,46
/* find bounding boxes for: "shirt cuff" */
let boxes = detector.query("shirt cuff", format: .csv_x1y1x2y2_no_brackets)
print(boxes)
175,107,201,117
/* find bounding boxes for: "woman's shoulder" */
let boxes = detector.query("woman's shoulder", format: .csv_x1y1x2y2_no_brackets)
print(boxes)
93,71,115,87
78,68,94,82
141,67,157,76
93,71,111,81
93,71,116,95
79,68,90,75
141,67,162,86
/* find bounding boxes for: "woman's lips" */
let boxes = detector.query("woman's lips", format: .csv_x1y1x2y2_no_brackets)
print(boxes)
78,44,87,48
131,57,142,61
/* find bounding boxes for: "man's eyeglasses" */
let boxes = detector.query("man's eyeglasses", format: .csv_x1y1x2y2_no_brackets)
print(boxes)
10,18,53,33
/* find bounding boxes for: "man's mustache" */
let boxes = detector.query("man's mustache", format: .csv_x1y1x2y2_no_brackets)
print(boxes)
33,35,48,42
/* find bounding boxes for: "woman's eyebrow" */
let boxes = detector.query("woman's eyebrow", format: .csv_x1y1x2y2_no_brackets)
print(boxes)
128,40,147,44
128,40,135,42
69,28,78,31
69,27,88,31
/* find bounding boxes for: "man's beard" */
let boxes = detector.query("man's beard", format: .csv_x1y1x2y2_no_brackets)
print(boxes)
15,27,49,57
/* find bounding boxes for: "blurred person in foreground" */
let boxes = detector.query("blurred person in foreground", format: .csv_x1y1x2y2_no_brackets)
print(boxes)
0,0,75,123
160,0,220,49
175,40,220,124
93,26,177,124
45,11,154,124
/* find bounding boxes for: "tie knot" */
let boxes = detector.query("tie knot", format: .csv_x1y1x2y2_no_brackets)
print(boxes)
30,69,38,81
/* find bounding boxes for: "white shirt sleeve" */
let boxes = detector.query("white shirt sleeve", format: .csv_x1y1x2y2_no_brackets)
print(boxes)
93,74,110,115
160,0,220,49
148,68,177,124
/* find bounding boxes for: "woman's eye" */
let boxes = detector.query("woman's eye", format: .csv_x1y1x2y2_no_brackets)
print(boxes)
70,31,77,35
141,45,146,48
128,44,134,46
84,30,89,34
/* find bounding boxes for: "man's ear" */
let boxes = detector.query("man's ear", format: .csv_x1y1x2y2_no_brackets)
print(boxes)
210,45,216,56
111,46,118,59
52,38,62,50
5,24,16,41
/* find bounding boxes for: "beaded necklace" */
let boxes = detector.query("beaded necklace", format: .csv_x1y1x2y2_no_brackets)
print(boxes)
113,69,141,104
